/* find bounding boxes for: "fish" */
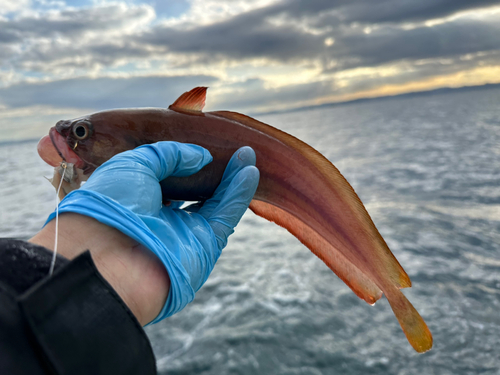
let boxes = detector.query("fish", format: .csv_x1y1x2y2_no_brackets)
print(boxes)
37,87,432,352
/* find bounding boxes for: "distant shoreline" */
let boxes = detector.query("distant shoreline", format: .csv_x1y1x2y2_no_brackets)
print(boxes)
251,82,500,117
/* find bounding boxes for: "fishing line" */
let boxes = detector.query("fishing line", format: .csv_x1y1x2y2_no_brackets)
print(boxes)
48,164,66,276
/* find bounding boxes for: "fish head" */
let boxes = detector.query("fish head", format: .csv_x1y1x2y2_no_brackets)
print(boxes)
38,109,146,174
38,86,210,173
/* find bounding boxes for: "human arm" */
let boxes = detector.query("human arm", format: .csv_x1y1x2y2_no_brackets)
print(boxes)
30,213,169,326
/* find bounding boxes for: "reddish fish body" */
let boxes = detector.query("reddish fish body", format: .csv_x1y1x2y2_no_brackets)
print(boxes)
37,87,432,352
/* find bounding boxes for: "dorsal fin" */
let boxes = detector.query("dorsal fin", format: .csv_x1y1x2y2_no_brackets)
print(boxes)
169,87,207,112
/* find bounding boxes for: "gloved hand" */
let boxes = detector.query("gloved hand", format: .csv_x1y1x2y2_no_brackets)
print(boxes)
45,141,259,324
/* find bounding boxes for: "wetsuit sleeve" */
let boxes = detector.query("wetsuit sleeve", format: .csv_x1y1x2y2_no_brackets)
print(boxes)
0,239,157,375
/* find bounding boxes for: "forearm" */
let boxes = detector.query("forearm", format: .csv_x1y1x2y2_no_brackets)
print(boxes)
0,238,157,374
29,213,170,326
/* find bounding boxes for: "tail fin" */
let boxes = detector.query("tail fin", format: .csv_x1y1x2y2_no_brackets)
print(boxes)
384,287,433,353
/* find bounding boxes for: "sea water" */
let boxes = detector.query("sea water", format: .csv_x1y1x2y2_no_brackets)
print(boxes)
1,86,499,374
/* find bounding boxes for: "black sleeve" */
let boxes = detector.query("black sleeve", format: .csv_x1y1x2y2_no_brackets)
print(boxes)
0,239,157,375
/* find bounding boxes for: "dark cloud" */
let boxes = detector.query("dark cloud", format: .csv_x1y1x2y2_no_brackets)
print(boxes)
17,42,154,71
0,4,152,38
0,4,154,68
0,29,21,44
308,0,500,26
339,0,500,24
139,7,324,61
14,11,500,74
135,0,500,69
204,0,500,29
325,19,500,71
3,0,500,73
0,75,218,109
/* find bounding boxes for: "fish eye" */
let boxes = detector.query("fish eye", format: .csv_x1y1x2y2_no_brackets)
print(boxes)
72,122,90,140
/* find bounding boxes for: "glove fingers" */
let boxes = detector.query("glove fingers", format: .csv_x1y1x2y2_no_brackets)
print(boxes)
198,146,256,219
105,141,213,182
82,142,212,217
207,166,259,250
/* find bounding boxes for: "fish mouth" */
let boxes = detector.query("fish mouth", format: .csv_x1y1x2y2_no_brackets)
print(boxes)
37,128,85,169
49,128,85,168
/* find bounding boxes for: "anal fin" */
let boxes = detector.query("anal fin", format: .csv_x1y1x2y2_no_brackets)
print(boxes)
250,200,383,304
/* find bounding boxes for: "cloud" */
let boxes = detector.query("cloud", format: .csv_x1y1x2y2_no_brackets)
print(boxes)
16,41,155,72
0,74,218,110
139,13,324,62
136,1,500,69
330,52,500,95
0,0,32,16
344,0,500,24
2,4,154,38
310,0,500,26
324,17,500,71
0,3,155,70
209,77,334,113
0,104,87,141
0,28,21,44
3,0,500,75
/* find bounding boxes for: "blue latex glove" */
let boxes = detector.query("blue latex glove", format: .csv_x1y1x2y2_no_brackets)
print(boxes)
46,141,259,324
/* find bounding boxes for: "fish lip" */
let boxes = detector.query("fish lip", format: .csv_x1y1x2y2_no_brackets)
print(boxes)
48,128,65,161
49,127,85,169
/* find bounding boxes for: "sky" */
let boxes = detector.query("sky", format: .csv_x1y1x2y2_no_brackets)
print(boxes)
1,0,500,140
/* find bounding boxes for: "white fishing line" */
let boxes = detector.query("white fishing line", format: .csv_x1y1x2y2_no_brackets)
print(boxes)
49,164,66,276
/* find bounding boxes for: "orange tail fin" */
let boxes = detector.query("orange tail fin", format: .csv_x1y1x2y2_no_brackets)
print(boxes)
384,286,433,353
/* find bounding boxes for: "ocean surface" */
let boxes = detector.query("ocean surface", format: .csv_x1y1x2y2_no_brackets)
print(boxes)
1,87,499,374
